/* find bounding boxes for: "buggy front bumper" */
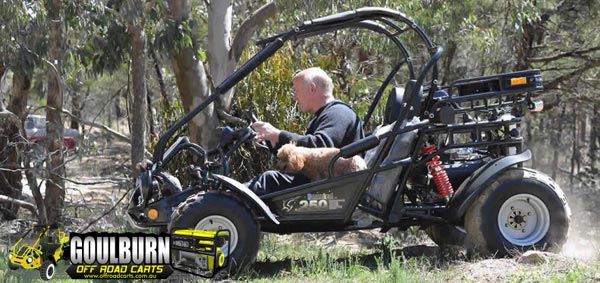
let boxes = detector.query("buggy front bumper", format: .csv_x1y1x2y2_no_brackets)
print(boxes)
10,255,41,269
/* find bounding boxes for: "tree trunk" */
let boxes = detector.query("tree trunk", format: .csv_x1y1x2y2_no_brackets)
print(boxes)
590,104,600,175
146,84,156,140
0,71,31,219
513,1,547,71
207,0,236,111
515,20,534,71
70,84,82,130
129,24,147,175
150,48,170,105
78,85,90,135
552,105,566,180
441,40,457,85
528,115,537,168
209,1,277,112
570,105,577,188
580,108,587,143
8,72,31,119
45,0,66,224
167,0,216,148
576,106,586,174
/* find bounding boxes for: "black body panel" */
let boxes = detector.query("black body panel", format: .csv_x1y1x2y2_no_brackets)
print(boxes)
261,171,372,221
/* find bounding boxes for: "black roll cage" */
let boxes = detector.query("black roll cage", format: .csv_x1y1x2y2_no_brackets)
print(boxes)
151,7,441,168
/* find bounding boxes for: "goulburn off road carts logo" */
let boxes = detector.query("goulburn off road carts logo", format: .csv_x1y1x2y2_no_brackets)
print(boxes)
66,233,173,280
8,227,230,280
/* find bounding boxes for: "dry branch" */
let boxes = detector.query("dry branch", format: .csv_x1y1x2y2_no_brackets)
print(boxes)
216,108,247,127
54,173,127,186
543,59,600,90
232,2,277,61
0,111,21,125
46,106,131,143
78,187,131,233
529,46,600,63
0,195,37,216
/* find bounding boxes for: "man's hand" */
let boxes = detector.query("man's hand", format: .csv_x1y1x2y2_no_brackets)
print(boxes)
252,121,281,144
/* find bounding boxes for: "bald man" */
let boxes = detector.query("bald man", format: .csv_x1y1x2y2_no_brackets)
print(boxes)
247,67,364,195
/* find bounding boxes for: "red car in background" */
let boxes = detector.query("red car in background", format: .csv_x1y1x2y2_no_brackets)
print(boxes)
25,115,79,150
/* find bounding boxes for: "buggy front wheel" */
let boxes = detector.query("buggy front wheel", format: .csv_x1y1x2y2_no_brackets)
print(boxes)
40,260,55,281
465,168,570,257
169,192,260,278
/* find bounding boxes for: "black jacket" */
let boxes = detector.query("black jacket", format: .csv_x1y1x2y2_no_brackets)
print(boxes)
276,100,363,149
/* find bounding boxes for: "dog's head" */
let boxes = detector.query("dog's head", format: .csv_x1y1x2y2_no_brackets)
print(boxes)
277,142,304,173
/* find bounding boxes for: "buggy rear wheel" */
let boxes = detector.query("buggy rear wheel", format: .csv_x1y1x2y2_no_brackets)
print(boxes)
169,192,260,278
8,261,19,270
465,168,570,257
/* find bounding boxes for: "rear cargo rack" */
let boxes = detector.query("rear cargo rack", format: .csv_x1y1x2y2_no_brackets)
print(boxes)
426,69,542,123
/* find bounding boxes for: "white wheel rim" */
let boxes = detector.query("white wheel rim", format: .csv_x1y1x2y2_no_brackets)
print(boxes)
195,215,238,253
498,194,550,246
46,263,55,278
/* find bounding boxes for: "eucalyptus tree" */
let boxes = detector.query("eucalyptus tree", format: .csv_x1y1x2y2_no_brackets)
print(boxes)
163,0,276,148
44,0,67,224
521,0,600,182
114,0,150,175
0,0,48,221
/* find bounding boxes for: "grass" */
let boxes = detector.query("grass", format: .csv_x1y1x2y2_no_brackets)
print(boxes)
237,232,600,283
239,232,452,283
504,259,600,283
245,252,437,283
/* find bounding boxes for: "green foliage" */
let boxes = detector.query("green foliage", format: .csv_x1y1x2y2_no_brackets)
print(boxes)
0,0,47,75
230,44,304,180
510,0,541,33
154,19,198,54
77,24,130,75
156,98,185,138
235,44,305,134
150,2,207,61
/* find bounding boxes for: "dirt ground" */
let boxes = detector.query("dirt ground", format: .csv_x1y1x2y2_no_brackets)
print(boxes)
2,139,599,282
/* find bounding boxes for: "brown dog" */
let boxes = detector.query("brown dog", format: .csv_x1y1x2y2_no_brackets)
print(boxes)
277,142,367,181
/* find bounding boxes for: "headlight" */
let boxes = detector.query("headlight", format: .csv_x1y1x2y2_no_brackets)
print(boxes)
27,257,32,263
9,253,12,259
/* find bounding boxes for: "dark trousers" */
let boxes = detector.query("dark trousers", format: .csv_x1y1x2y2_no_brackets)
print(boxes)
245,170,311,195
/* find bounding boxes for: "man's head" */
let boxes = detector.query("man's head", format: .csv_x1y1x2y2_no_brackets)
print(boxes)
292,67,334,113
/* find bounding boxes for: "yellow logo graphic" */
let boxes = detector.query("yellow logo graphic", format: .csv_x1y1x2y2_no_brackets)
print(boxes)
8,224,69,280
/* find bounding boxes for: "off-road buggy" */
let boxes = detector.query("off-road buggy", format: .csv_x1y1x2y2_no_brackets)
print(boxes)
126,7,571,275
8,224,69,280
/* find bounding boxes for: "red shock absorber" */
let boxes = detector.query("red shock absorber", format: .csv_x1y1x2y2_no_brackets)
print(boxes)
423,145,454,198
